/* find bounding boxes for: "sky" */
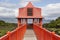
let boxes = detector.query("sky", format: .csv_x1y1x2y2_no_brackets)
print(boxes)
0,0,60,23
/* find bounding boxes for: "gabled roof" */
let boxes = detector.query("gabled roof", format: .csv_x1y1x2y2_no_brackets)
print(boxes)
26,2,34,7
17,2,42,18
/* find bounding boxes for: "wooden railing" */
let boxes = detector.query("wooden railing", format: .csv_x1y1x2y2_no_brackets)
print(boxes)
0,24,27,40
33,24,60,40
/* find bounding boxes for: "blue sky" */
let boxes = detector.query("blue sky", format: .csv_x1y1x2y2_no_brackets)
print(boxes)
0,0,60,23
0,0,60,6
34,0,60,6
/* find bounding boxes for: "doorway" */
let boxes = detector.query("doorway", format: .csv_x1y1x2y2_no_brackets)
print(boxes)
27,19,33,29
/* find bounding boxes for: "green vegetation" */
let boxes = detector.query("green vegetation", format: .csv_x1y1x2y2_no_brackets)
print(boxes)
0,20,17,37
43,17,60,35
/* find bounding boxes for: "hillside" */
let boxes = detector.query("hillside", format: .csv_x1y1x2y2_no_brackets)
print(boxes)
0,20,17,37
43,17,60,35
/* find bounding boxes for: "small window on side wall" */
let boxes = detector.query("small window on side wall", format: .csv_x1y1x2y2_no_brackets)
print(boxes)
27,8,33,16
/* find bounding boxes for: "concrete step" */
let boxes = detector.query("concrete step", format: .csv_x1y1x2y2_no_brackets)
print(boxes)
23,29,37,40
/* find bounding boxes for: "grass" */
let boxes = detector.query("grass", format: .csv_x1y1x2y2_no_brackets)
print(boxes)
0,23,17,37
0,30,8,37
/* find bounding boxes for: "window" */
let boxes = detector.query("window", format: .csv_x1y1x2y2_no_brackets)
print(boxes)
27,8,33,16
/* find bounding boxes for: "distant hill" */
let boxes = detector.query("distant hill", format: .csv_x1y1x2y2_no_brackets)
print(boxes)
42,19,51,24
0,18,17,23
43,17,60,35
43,17,60,28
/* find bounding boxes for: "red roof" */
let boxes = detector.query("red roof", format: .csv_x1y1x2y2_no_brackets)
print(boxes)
26,2,34,7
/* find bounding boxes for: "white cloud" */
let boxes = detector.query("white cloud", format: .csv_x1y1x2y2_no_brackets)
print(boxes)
0,7,16,18
0,1,29,18
14,9,18,17
42,3,60,20
0,2,17,9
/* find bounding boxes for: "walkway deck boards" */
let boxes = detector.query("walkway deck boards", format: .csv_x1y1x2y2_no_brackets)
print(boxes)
23,29,37,40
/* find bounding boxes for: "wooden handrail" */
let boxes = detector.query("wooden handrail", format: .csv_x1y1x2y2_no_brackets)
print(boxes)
0,24,27,40
33,24,60,40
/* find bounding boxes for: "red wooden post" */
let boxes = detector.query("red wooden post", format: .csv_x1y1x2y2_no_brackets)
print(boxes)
16,28,19,40
18,19,21,27
51,31,56,40
39,19,42,27
7,31,11,40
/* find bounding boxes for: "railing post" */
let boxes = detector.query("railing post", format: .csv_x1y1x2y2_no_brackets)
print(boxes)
7,31,11,40
18,19,21,27
16,27,19,40
51,31,56,40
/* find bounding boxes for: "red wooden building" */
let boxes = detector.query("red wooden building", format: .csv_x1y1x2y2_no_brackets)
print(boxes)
17,2,43,28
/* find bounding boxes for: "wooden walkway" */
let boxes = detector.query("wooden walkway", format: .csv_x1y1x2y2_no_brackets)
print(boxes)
23,29,37,40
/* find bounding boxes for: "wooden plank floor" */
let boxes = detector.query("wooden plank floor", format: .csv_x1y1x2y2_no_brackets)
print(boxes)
23,29,37,40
